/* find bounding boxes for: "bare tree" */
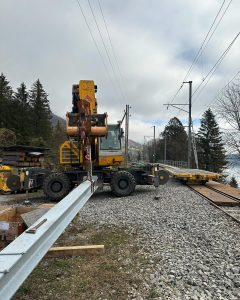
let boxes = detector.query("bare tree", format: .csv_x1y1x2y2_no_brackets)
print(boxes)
216,80,240,156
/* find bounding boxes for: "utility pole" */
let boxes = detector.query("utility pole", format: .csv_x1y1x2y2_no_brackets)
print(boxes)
144,135,153,162
125,104,130,164
164,133,167,162
184,81,192,168
163,80,193,168
152,125,156,163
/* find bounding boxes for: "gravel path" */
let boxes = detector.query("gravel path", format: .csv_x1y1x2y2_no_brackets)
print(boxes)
0,191,45,207
78,179,240,300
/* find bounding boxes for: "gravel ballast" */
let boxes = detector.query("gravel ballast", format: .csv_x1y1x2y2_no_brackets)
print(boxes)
78,179,240,300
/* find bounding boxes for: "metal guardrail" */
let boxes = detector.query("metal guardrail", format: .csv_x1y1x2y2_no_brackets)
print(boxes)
158,160,188,168
0,180,96,300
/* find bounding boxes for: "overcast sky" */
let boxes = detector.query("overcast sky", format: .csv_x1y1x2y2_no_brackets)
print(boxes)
1,0,240,142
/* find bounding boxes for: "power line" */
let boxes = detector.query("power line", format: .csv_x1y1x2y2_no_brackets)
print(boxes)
177,32,239,120
97,0,129,102
192,32,240,101
177,31,239,120
75,0,121,103
168,0,232,106
195,70,240,119
183,0,228,81
168,83,184,106
87,0,125,104
197,0,233,62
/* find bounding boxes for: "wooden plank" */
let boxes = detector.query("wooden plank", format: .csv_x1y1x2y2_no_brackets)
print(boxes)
0,207,17,221
38,203,55,209
207,183,240,199
0,206,13,213
2,151,25,156
46,245,105,258
160,165,221,181
192,185,240,206
0,207,34,222
3,156,25,162
20,208,50,227
1,161,18,166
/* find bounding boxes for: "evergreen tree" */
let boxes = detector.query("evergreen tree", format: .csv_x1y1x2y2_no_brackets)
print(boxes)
197,108,226,172
14,83,31,144
229,176,238,188
0,128,16,146
48,121,66,168
162,117,188,162
0,73,13,128
29,79,52,142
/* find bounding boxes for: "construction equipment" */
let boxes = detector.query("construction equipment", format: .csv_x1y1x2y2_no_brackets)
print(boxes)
43,80,169,201
0,166,12,194
159,164,222,184
0,146,50,194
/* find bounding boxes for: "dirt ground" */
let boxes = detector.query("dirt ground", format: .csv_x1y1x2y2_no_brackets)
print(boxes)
13,223,149,300
1,190,157,300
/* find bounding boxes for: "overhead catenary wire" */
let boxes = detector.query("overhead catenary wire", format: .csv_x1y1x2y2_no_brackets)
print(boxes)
97,0,129,102
87,0,126,105
168,83,184,106
75,0,122,104
176,31,239,120
168,0,232,106
183,0,233,82
192,32,240,101
197,0,233,61
195,70,240,119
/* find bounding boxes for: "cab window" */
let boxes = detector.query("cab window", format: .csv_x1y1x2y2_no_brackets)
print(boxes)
100,126,121,150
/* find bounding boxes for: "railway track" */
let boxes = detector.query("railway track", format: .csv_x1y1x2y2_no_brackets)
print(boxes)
188,183,240,224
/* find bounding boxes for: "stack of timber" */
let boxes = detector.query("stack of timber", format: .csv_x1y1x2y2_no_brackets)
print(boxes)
1,145,48,168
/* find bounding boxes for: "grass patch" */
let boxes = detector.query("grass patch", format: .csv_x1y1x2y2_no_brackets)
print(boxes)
13,225,145,300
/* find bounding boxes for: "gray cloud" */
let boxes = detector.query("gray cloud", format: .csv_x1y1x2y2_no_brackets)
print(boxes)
1,0,239,142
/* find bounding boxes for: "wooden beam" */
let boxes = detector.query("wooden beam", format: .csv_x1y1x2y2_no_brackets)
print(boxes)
46,245,105,258
21,208,50,227
38,203,55,209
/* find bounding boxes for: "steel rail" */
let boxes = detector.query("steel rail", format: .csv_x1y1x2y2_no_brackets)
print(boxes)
0,180,96,300
188,185,240,224
206,185,240,203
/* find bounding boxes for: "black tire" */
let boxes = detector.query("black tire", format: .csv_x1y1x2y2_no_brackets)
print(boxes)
157,170,169,185
110,171,136,197
43,173,71,201
6,175,21,191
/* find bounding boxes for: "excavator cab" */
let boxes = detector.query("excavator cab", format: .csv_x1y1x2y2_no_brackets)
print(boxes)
98,124,124,167
100,125,121,150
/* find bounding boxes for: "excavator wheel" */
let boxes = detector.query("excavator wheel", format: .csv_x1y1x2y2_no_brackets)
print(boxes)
6,175,21,192
43,172,71,201
157,170,169,185
110,170,136,197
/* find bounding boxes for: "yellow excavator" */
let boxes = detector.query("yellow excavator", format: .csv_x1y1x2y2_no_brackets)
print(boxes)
43,80,169,201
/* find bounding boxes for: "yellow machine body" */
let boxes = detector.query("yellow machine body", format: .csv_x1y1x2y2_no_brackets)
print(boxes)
98,154,124,167
0,165,25,193
0,165,12,192
60,80,124,168
79,80,97,114
66,113,107,137
60,140,124,167
60,127,124,167
60,141,83,165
